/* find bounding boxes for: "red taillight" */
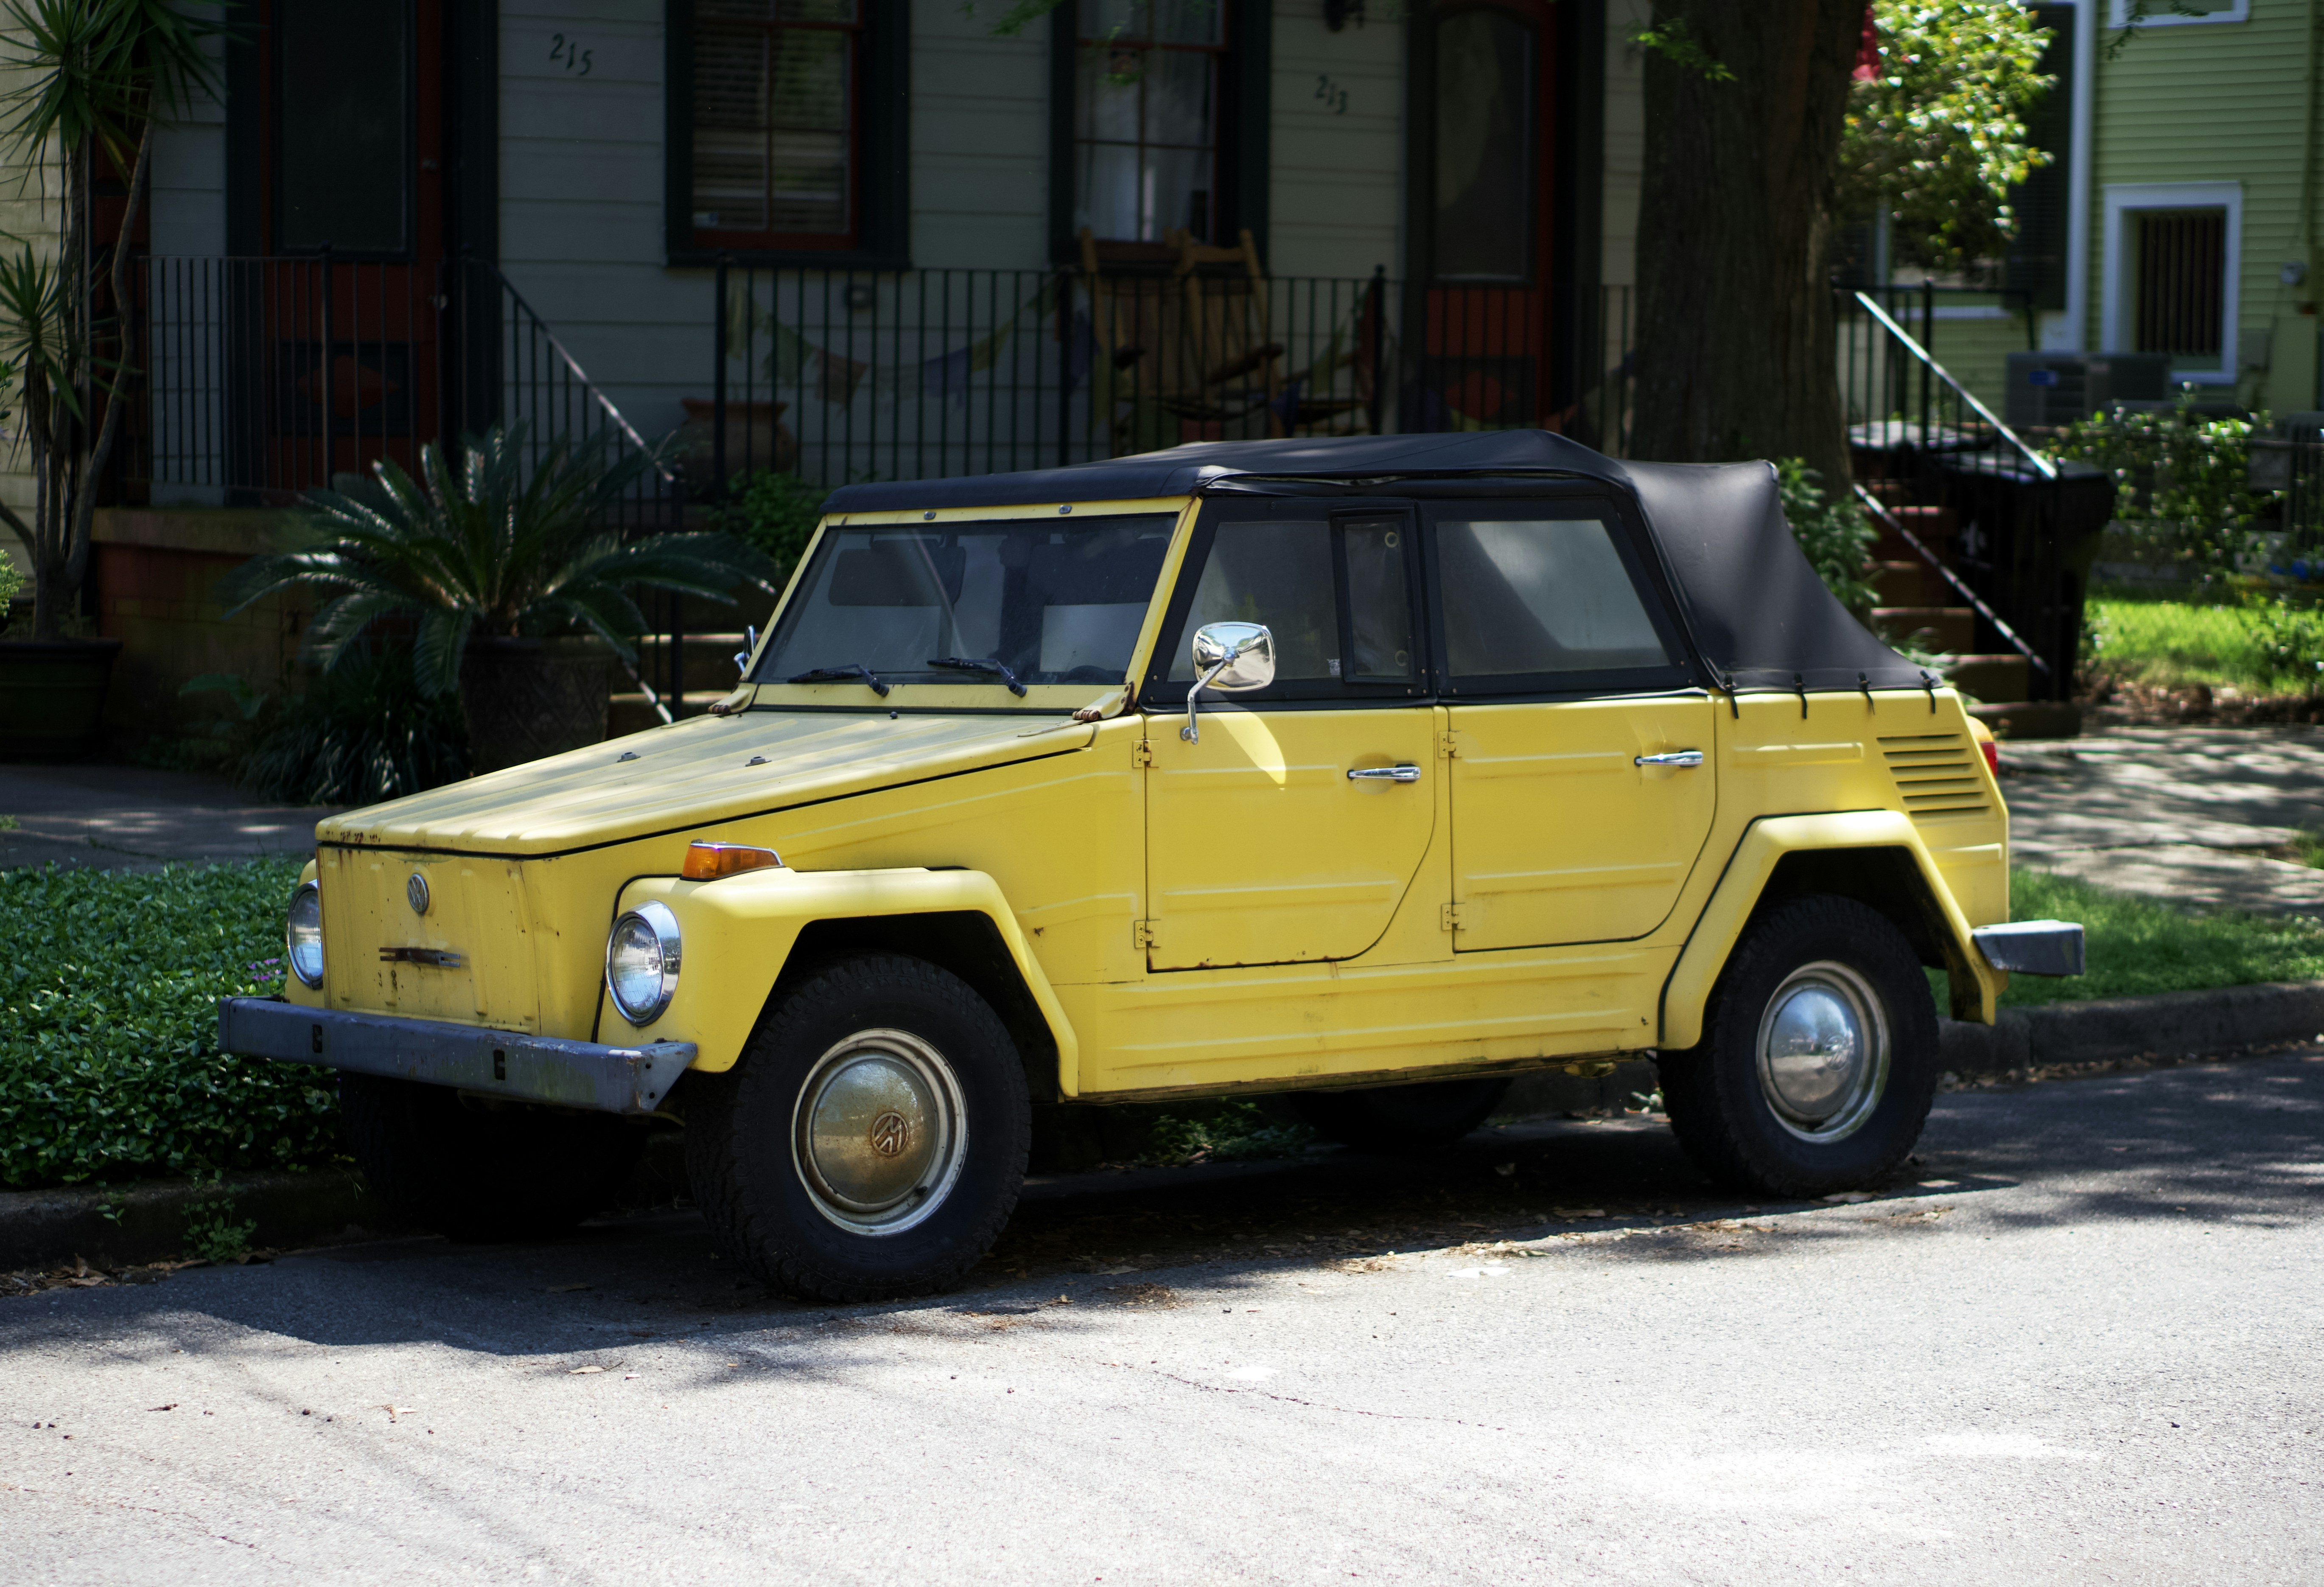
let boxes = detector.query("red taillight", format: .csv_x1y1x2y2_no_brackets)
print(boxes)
681,841,784,881
1979,739,1999,776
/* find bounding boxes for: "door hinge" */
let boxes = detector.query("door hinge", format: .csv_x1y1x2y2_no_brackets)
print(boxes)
1132,919,1159,949
1441,903,1465,932
1132,740,1154,768
1438,730,1460,759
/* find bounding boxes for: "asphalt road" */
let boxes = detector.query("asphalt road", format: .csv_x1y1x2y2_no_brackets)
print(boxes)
4,1054,2321,1587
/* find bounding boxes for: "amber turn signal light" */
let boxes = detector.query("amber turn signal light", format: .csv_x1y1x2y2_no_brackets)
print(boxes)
681,841,784,881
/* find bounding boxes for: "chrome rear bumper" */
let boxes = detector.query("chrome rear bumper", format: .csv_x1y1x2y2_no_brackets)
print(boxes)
217,998,695,1115
1972,920,2085,977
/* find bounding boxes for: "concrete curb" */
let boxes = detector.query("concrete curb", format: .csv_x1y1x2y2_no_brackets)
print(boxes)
1938,980,2324,1074
0,1169,389,1272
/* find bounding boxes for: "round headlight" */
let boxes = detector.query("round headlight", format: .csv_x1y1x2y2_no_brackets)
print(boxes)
286,880,324,989
605,901,681,1026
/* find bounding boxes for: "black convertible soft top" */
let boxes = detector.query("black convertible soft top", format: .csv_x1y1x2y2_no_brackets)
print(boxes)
821,432,1931,694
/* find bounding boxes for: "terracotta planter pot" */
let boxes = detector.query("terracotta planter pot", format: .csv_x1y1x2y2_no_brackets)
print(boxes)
458,638,610,775
0,638,124,763
676,398,798,491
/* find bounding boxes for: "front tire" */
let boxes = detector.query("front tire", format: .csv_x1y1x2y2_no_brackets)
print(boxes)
1659,896,1938,1199
686,953,1030,1303
339,1074,648,1242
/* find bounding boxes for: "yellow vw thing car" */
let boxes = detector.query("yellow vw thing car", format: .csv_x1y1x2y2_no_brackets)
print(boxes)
220,432,2080,1301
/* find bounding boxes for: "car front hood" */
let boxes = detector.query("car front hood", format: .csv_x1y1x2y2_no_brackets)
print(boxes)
315,709,1098,857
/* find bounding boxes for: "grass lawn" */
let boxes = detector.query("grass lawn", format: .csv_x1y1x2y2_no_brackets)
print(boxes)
1937,866,2324,1012
2085,592,2320,694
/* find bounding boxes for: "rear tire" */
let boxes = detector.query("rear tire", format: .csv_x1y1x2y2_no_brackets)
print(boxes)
686,953,1030,1303
1658,895,1938,1199
1287,1077,1512,1152
340,1074,648,1242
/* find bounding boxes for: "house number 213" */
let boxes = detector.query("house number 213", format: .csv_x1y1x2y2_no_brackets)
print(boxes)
1314,75,1349,114
549,34,594,76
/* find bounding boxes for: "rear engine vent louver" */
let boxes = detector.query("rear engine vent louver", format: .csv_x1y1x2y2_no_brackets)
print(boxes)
1878,733,1991,820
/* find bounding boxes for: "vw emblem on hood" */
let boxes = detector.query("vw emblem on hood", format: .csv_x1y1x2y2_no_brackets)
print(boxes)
406,872,431,916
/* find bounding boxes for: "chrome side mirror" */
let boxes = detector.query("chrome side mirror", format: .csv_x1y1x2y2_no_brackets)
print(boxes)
1181,621,1274,743
733,624,759,676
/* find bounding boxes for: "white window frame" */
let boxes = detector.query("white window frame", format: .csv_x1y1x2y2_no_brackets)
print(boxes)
2108,0,2248,26
2100,180,2242,383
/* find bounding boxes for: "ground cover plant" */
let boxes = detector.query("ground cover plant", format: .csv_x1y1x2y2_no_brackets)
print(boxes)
0,858,340,1189
1935,866,2324,1012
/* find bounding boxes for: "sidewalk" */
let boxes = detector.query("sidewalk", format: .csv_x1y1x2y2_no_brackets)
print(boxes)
2001,723,2324,913
0,763,339,872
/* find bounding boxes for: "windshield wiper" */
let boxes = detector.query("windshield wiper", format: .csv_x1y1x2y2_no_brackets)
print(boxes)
787,663,891,697
926,656,1027,697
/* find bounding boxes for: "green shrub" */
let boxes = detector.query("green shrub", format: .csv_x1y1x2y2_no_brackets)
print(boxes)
709,470,825,586
2048,404,2268,582
1775,457,1879,612
0,860,342,1189
209,647,472,805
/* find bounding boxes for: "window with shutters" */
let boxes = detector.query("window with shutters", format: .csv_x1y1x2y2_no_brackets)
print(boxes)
668,0,907,266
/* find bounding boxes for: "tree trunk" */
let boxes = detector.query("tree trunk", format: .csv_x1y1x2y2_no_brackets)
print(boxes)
1629,0,1863,490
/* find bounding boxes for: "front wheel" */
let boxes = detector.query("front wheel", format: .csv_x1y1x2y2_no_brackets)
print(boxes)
1658,896,1938,1199
686,953,1030,1303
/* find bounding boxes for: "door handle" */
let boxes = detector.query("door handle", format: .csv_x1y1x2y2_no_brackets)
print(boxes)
1348,764,1422,783
1634,749,1705,768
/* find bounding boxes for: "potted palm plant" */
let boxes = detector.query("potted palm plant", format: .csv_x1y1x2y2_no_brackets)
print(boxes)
221,426,780,774
0,0,223,760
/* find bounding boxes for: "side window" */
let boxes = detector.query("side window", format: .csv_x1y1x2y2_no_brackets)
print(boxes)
1154,513,1423,695
1167,520,1336,681
1434,513,1679,684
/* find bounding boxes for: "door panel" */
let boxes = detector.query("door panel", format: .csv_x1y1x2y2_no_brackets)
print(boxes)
1449,696,1716,950
1146,707,1438,970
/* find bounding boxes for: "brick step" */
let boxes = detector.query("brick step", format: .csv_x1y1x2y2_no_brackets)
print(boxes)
1872,606,1977,653
610,690,742,739
1946,654,2033,705
1870,559,1942,606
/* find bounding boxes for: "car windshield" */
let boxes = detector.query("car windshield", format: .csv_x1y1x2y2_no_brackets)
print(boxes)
756,515,1177,692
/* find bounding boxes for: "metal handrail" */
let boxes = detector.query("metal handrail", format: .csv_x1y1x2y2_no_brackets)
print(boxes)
1851,289,2057,481
489,266,678,485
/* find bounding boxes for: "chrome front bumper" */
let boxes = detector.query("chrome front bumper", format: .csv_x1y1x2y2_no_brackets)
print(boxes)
1973,920,2085,977
217,998,696,1115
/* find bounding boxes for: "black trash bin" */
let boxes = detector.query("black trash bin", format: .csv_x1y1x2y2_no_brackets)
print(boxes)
1921,452,2114,702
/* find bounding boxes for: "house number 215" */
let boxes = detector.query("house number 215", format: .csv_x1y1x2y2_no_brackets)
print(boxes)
549,34,594,76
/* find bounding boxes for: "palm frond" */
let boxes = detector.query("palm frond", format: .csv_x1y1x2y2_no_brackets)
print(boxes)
231,424,767,699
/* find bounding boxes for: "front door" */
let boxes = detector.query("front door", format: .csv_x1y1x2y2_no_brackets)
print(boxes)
1430,499,1717,952
242,0,446,496
1142,505,1438,971
1410,0,1559,431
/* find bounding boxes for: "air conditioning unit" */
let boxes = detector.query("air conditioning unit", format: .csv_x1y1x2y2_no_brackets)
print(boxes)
2003,352,2173,427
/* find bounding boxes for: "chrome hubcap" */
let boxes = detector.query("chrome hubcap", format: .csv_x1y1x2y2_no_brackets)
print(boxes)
792,1029,968,1236
1755,962,1889,1142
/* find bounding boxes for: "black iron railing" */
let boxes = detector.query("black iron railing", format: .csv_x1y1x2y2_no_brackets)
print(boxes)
131,252,682,533
1834,285,2055,479
705,264,1641,491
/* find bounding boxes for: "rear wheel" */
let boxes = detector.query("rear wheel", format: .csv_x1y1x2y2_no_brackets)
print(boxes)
1658,896,1937,1199
340,1074,648,1242
1287,1077,1512,1152
686,953,1030,1303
